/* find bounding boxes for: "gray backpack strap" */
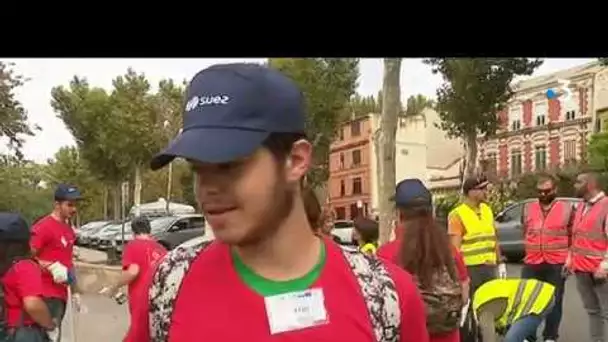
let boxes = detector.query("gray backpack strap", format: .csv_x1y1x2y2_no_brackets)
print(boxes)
148,241,212,342
340,245,401,342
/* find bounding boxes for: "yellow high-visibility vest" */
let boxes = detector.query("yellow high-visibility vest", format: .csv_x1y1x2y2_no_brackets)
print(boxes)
473,279,555,328
451,203,497,265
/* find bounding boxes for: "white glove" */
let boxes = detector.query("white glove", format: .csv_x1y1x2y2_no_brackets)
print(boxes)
47,262,68,284
498,263,507,279
460,299,470,327
47,327,60,342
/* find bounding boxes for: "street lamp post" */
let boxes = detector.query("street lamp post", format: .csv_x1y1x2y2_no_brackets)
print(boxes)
164,120,173,214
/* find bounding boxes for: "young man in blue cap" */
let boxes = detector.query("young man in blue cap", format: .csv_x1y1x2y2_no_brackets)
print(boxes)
30,184,83,340
126,63,428,342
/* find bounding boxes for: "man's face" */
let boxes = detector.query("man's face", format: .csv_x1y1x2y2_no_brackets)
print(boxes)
574,174,589,198
56,200,77,220
192,140,312,246
537,180,556,204
469,183,489,202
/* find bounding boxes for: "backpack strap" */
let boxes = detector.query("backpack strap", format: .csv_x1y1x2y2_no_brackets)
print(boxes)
340,245,401,342
148,240,212,342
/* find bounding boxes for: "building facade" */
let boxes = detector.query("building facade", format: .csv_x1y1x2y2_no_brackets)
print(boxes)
477,62,604,178
328,117,373,220
328,109,464,218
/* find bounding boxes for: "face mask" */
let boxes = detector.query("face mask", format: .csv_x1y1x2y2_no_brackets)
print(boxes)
538,193,556,204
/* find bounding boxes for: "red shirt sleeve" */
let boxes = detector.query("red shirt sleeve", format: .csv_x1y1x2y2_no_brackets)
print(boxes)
123,263,155,342
14,260,44,299
384,261,430,342
450,245,469,282
30,222,49,252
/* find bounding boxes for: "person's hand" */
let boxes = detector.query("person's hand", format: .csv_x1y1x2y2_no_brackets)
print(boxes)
594,267,608,279
498,263,507,279
47,262,68,284
46,327,60,342
561,264,572,278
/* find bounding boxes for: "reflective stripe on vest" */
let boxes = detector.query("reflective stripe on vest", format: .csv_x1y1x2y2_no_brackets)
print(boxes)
473,279,555,329
451,203,497,266
524,200,571,264
571,197,608,272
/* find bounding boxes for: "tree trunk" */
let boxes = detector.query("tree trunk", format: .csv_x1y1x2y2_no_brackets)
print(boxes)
377,58,402,246
465,132,478,177
112,183,121,221
102,185,108,220
133,166,142,216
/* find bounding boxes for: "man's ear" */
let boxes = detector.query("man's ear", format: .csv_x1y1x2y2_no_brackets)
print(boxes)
285,139,312,183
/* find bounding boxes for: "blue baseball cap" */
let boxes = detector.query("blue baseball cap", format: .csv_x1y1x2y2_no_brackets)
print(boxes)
54,184,82,201
150,63,306,170
393,178,432,207
0,213,30,242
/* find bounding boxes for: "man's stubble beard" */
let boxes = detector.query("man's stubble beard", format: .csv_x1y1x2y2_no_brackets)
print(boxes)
235,177,295,248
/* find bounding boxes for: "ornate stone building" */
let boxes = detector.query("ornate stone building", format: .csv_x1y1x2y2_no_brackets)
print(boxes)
478,62,605,178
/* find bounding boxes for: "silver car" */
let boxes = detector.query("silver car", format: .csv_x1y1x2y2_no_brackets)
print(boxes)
331,220,356,245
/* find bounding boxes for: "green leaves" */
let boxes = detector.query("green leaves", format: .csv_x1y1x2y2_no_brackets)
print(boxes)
268,58,359,188
588,132,608,171
0,62,38,159
599,58,608,66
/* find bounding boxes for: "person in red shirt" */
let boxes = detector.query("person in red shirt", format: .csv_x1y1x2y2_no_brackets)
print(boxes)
0,213,57,341
100,216,167,316
125,63,429,342
29,184,83,341
378,178,470,342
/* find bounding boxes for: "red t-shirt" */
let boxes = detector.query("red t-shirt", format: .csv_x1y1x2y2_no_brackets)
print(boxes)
30,215,76,300
377,239,469,342
125,240,429,342
121,238,167,315
1,260,45,327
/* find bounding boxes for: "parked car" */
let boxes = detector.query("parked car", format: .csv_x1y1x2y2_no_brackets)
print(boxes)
97,222,132,250
77,220,113,246
495,197,581,262
114,214,206,251
175,227,216,249
331,220,355,245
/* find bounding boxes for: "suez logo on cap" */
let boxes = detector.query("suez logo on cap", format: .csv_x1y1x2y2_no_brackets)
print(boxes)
185,95,231,112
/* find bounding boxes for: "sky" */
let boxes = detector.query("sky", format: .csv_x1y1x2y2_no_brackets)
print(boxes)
1,58,596,163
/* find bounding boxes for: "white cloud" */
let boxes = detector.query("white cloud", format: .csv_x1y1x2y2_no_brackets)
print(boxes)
0,58,596,163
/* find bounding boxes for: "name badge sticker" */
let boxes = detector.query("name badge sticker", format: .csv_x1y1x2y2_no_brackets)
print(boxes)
264,288,328,335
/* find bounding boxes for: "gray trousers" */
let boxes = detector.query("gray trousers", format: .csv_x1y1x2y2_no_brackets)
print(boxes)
467,264,498,296
575,272,608,342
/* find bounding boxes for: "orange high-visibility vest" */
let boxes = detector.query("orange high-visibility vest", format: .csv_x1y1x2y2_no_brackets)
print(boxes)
571,197,608,272
524,200,571,265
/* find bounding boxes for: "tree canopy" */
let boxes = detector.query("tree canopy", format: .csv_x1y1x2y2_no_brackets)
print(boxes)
268,58,359,189
0,62,38,159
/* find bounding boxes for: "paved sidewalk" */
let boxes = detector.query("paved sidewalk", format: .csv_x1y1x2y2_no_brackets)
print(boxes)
61,294,129,342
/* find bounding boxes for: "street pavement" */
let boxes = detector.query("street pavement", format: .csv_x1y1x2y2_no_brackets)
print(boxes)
60,294,129,342
58,263,589,341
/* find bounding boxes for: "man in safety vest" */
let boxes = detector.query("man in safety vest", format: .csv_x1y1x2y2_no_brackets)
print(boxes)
520,174,574,342
569,171,608,342
474,278,555,342
448,176,506,295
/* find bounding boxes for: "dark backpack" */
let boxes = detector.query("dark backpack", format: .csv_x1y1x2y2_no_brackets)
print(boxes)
148,241,401,342
416,268,463,335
